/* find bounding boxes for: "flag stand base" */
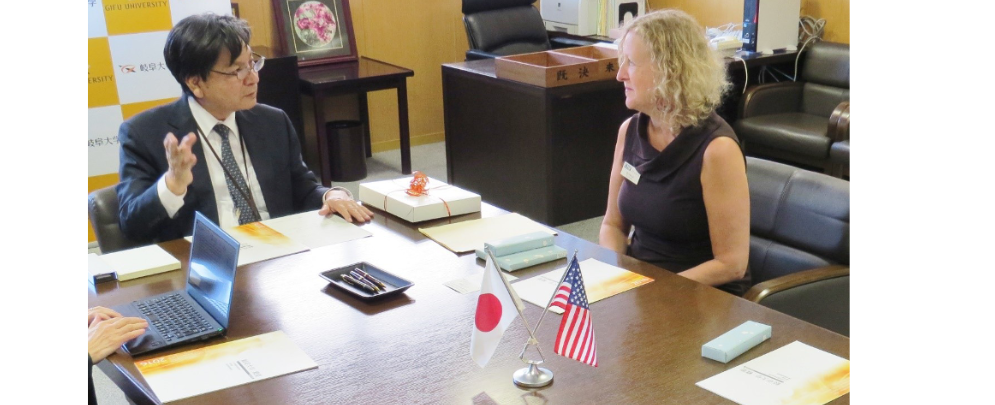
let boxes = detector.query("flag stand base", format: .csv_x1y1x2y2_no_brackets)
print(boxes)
513,363,553,388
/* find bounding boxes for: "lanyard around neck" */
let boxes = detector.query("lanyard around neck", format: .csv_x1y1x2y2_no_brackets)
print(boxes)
196,124,261,220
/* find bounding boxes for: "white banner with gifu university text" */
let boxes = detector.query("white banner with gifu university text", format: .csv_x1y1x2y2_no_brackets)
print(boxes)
87,0,230,240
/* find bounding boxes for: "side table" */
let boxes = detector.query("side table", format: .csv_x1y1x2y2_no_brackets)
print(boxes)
299,57,415,185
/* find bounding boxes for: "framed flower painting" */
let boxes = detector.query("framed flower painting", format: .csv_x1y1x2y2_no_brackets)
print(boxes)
273,0,358,66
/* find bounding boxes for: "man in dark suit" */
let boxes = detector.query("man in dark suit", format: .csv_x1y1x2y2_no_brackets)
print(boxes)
117,13,372,243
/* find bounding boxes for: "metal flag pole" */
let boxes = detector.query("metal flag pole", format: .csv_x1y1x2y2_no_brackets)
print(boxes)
525,250,577,340
485,247,536,340
485,247,555,388
511,250,577,388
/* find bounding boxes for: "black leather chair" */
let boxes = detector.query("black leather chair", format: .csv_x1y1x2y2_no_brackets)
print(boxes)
827,101,850,178
461,0,591,60
742,157,849,336
88,186,142,254
257,54,311,159
744,266,849,336
735,41,850,174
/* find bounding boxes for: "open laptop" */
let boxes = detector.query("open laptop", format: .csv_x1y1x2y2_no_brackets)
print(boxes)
113,212,240,356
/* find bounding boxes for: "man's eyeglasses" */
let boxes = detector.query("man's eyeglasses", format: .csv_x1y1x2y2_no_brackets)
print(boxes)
212,53,265,81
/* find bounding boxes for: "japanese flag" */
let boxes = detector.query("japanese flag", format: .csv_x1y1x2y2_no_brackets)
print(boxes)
470,255,521,367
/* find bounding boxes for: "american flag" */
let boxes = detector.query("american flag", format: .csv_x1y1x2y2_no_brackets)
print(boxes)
551,257,598,367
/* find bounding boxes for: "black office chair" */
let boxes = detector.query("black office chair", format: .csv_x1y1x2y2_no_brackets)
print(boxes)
88,186,142,254
744,266,849,336
827,101,850,178
461,0,592,61
742,157,849,336
735,41,850,173
256,54,309,159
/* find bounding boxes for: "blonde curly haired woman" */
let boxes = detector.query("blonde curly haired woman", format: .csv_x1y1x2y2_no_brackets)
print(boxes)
599,9,751,295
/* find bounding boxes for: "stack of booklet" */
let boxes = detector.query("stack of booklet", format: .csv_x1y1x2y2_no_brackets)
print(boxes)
474,231,567,272
87,245,181,284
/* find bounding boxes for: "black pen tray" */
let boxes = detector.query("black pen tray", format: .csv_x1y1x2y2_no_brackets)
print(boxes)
320,262,413,300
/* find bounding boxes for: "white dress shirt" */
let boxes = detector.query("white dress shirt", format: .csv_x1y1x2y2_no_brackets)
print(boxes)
157,98,271,230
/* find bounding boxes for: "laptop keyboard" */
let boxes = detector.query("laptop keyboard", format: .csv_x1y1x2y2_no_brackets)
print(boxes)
137,293,214,342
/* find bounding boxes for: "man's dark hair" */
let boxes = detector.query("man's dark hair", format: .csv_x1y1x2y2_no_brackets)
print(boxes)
164,13,251,96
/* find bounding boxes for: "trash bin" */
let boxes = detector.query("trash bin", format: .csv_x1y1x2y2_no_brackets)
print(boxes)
325,120,367,182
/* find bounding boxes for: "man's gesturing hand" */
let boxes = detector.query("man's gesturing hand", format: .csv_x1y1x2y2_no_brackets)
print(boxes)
163,132,198,196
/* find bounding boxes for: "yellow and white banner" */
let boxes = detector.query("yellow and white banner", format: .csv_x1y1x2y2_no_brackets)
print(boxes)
87,0,229,242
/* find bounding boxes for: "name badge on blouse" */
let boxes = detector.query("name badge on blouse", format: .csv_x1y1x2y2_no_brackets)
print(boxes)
621,162,641,185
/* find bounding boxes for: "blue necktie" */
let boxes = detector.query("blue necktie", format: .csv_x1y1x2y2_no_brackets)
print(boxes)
213,124,260,225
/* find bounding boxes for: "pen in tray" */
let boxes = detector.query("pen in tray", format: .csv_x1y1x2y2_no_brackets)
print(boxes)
341,274,379,294
349,270,382,292
353,268,388,290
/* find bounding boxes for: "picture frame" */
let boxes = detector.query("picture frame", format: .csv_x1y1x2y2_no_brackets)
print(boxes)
272,0,358,66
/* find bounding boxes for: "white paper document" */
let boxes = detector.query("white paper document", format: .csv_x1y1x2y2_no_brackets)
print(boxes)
418,212,557,253
512,258,653,313
188,222,310,266
696,341,850,405
444,271,519,294
95,245,181,281
227,222,309,266
135,331,318,403
260,210,372,250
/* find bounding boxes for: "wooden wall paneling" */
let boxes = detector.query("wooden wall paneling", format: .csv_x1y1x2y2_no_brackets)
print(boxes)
350,0,368,59
647,0,743,29
364,0,463,150
359,0,405,151
801,0,849,44
235,1,278,51
648,0,849,44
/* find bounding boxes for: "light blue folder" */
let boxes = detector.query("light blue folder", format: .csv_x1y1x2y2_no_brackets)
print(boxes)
485,231,555,256
475,245,568,272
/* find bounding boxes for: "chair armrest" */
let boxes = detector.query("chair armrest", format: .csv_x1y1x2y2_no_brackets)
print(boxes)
743,265,849,302
550,36,599,49
465,49,500,61
828,101,850,142
739,82,804,119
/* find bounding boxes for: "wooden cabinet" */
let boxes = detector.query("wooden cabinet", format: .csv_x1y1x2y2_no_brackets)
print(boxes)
442,59,632,225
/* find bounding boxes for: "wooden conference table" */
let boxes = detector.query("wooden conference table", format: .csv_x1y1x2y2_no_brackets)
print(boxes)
89,203,849,404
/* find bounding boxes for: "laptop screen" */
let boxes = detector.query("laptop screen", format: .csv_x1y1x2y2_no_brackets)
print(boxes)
186,212,241,330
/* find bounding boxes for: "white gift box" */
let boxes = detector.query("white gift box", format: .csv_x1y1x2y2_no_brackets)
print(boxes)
358,176,481,223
